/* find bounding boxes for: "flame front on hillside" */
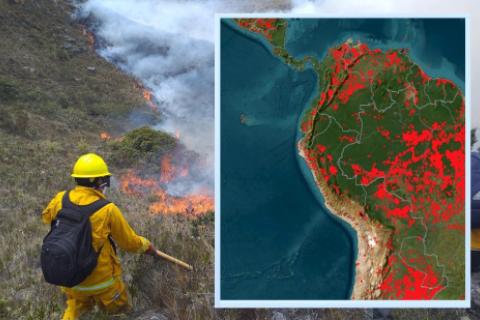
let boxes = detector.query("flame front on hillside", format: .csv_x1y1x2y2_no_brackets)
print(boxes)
120,169,213,217
133,80,158,111
159,154,190,182
116,81,211,216
120,170,156,194
143,89,158,110
160,155,175,184
149,188,213,216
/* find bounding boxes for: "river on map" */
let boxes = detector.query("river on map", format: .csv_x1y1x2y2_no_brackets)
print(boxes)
220,18,465,300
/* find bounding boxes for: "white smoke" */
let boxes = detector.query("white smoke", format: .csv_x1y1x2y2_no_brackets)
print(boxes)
78,0,288,196
79,1,216,194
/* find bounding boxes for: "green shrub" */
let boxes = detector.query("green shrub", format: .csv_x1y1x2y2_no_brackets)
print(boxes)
109,126,177,166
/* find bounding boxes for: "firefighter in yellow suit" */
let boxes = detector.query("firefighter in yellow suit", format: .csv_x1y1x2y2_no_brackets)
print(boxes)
42,153,155,320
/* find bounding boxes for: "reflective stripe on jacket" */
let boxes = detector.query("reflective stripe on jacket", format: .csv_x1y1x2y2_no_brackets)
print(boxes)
42,186,150,289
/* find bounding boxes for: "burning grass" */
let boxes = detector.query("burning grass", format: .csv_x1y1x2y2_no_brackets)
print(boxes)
120,169,213,217
107,125,214,217
134,80,159,111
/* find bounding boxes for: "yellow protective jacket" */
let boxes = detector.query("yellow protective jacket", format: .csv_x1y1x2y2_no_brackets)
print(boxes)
42,186,150,290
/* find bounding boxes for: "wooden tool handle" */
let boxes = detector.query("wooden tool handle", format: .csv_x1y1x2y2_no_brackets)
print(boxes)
155,249,193,271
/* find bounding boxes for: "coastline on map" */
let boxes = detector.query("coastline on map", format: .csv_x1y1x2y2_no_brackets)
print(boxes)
222,21,357,299
223,19,278,56
297,137,393,299
285,18,465,93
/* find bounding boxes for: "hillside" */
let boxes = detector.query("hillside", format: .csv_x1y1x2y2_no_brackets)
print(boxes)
0,1,478,320
0,0,210,318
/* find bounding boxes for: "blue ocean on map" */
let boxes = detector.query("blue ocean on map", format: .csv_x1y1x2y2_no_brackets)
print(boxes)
220,18,464,300
285,18,465,92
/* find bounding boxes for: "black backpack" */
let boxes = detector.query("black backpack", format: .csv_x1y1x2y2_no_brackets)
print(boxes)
40,191,110,287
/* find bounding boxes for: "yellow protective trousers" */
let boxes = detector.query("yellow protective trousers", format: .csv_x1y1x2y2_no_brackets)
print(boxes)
61,277,130,320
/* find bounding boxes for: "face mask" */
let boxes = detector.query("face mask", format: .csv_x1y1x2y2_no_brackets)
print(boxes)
98,183,108,195
96,176,110,194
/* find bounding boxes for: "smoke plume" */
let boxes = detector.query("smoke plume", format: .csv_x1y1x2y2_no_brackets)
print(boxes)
77,0,290,198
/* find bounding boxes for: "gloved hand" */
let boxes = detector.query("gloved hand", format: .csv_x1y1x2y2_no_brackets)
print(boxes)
145,243,156,256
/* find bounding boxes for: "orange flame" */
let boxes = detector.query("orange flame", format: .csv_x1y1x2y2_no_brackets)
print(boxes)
133,80,158,110
149,189,213,216
119,170,213,216
100,132,111,141
142,89,157,110
120,170,156,195
175,129,180,139
160,155,175,183
143,90,152,101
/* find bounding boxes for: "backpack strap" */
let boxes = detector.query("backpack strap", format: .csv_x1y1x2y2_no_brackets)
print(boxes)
79,198,111,217
61,190,111,217
62,190,75,210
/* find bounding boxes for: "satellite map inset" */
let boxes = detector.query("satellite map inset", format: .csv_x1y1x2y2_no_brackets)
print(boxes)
220,18,465,301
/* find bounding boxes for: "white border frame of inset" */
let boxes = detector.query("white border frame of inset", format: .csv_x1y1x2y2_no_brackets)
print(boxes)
215,13,470,308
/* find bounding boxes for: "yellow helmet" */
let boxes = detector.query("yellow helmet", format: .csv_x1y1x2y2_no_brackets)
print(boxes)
71,153,111,178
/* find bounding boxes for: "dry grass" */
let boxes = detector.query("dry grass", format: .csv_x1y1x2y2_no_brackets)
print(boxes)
0,134,475,320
